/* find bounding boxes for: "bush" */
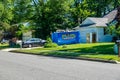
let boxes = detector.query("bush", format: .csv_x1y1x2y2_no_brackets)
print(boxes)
62,45,67,48
46,37,53,43
44,37,58,48
44,43,58,48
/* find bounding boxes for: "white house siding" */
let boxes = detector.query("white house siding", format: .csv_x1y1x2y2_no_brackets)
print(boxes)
78,27,97,43
103,35,113,42
76,17,113,43
76,27,113,43
96,28,104,42
96,28,113,42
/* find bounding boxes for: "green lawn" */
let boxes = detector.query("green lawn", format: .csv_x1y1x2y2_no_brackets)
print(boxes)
0,44,9,50
0,43,20,50
13,43,120,61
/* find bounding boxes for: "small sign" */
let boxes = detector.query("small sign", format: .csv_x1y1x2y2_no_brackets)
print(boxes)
62,34,76,40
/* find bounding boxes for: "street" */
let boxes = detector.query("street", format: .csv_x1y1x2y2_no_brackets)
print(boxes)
0,51,120,80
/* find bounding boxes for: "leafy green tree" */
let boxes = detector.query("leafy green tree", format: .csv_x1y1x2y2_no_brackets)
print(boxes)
85,0,117,17
0,0,120,40
13,0,34,24
0,0,14,40
0,21,11,31
70,0,94,26
107,25,120,40
0,2,4,18
32,0,72,39
9,0,34,38
113,0,120,8
0,0,14,24
15,24,32,39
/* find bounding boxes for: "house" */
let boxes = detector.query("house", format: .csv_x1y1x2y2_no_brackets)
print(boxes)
74,8,118,43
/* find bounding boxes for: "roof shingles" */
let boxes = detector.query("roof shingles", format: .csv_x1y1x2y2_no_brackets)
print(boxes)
80,17,108,27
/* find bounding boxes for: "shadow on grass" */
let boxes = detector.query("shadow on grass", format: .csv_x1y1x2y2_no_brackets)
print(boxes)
35,51,80,58
59,44,115,55
12,43,120,61
26,44,115,58
0,45,9,50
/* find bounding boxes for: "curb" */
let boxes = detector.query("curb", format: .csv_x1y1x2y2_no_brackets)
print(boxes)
10,50,120,64
115,61,120,64
75,57,118,64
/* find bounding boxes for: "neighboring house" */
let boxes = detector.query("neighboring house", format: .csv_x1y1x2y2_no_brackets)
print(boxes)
74,9,118,43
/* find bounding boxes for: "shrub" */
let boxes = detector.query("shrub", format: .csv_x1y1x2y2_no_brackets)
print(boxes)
62,45,67,48
46,37,52,43
44,37,58,48
44,43,58,48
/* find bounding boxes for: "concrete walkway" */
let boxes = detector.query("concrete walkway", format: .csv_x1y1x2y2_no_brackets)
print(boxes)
1,47,41,52
1,48,20,51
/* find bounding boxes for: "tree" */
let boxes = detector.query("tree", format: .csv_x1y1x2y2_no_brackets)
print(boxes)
12,0,34,24
114,6,120,39
113,0,120,8
8,0,34,38
84,0,119,17
32,0,72,39
0,0,14,40
107,6,120,41
0,0,14,24
0,2,4,19
70,0,94,26
15,24,32,39
0,0,120,40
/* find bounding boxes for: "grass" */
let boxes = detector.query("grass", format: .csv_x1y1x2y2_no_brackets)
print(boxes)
13,43,120,61
0,43,20,50
0,43,9,50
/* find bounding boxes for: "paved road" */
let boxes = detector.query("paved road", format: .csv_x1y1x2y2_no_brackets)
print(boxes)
0,51,120,80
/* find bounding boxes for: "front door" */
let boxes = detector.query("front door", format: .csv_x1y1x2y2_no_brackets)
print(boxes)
92,33,96,43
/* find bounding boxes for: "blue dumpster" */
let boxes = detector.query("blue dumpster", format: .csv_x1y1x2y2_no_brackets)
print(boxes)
52,31,80,45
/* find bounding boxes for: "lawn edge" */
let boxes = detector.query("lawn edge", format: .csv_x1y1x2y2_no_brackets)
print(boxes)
10,50,120,64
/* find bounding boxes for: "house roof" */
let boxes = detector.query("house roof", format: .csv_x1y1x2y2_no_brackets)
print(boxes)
75,9,117,28
103,9,117,23
80,17,108,27
80,23,95,27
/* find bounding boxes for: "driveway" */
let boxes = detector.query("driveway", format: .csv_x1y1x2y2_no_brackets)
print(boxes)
0,51,120,80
